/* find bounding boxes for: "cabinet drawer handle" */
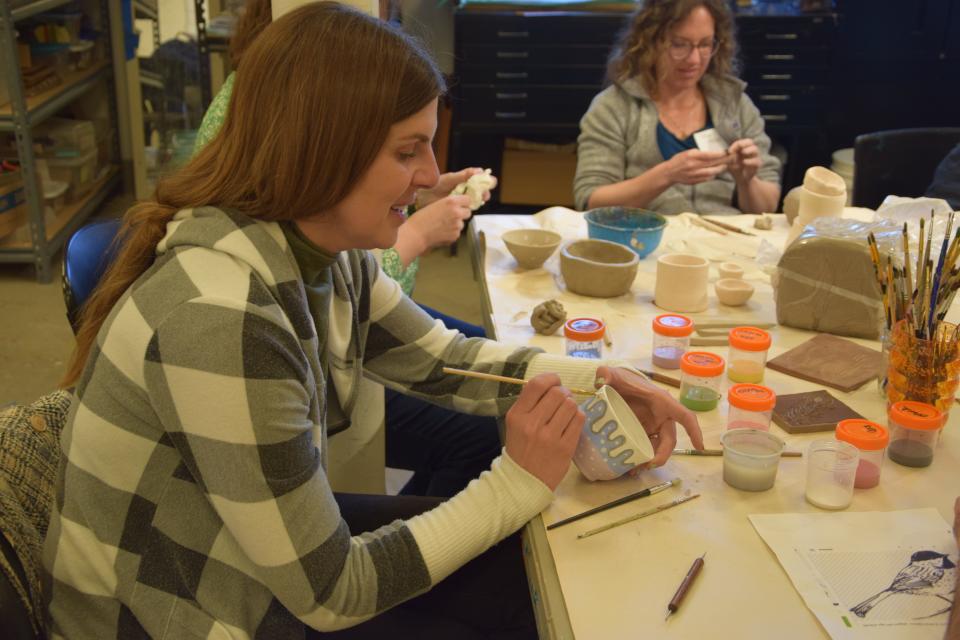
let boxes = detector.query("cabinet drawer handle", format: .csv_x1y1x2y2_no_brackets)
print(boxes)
495,111,527,119
496,51,529,59
496,71,529,79
763,54,796,61
763,114,788,122
765,33,798,40
496,92,528,100
497,30,529,38
760,73,792,80
760,94,791,101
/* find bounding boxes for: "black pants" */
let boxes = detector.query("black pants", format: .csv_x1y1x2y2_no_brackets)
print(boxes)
386,304,500,498
310,493,537,640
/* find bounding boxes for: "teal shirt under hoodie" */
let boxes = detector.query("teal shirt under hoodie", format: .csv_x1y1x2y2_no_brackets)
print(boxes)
574,74,782,214
42,206,616,638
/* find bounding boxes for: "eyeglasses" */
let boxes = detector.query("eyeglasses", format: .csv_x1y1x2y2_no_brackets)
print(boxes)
666,38,719,61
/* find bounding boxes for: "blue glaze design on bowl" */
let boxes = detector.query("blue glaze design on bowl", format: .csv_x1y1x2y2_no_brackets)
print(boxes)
584,207,668,258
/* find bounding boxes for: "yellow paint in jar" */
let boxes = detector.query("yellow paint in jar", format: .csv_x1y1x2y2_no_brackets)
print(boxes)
728,359,765,383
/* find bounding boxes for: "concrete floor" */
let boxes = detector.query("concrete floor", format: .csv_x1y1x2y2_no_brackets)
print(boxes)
0,193,484,407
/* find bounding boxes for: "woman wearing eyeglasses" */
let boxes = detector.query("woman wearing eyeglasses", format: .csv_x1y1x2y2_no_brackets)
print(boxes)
574,0,781,215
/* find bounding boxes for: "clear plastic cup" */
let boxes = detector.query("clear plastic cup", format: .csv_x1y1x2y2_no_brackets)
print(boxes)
805,439,859,510
727,326,772,383
679,351,725,412
720,429,785,492
887,401,943,468
835,419,889,489
726,384,776,431
564,317,605,359
651,314,693,370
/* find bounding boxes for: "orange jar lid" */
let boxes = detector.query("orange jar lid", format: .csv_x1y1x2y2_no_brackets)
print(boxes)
653,314,694,337
564,317,605,342
727,384,776,411
680,351,725,377
836,419,889,450
729,326,772,351
888,401,943,431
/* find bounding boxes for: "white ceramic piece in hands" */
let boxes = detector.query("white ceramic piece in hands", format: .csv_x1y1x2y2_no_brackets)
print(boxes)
654,253,709,312
573,385,654,481
715,278,755,306
501,229,562,269
718,262,744,280
451,168,496,210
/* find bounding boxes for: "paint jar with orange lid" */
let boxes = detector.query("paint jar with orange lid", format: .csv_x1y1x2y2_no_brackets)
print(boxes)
564,317,605,360
727,326,771,383
651,314,693,369
887,401,943,468
835,419,889,489
679,352,725,412
726,384,776,431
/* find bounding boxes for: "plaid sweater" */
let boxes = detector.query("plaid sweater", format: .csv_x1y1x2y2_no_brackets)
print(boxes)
43,207,602,638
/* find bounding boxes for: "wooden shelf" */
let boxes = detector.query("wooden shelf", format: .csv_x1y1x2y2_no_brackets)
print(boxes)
0,165,119,249
0,60,110,123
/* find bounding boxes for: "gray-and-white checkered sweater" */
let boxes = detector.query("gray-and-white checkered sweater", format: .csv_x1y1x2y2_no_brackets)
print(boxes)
43,207,603,638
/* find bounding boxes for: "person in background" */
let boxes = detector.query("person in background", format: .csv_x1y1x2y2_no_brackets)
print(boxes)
926,143,960,210
197,0,500,498
574,0,781,215
44,5,703,637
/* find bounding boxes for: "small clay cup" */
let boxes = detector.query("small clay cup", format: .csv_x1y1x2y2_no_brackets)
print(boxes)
718,262,744,280
715,278,755,306
654,253,709,312
573,385,655,481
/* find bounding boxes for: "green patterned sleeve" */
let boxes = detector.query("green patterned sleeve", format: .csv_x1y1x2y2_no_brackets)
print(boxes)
194,72,236,154
379,249,419,296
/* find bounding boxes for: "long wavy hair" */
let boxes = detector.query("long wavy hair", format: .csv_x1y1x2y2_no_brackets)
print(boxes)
607,0,739,98
62,2,445,387
228,0,272,67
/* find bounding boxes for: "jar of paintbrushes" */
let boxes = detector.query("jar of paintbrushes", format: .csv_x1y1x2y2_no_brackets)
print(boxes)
868,212,960,418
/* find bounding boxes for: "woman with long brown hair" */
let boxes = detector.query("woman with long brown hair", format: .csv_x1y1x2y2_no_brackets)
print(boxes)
44,3,701,637
196,0,505,502
574,0,781,215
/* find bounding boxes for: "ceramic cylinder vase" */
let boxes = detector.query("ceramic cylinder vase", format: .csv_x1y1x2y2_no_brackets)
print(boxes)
655,253,710,313
796,186,845,222
572,386,654,481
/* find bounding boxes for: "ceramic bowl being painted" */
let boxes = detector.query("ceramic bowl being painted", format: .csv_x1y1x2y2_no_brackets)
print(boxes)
584,207,667,258
560,238,639,298
715,278,755,306
501,228,562,269
573,385,654,481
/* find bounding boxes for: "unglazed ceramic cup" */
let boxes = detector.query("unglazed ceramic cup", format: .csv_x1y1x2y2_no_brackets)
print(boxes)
718,262,744,280
573,385,654,481
715,278,755,306
654,253,710,312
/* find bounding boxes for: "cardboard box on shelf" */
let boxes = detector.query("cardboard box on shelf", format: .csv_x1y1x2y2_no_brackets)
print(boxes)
499,139,577,207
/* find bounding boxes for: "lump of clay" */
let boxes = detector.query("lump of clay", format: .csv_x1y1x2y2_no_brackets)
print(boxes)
451,169,496,211
531,299,566,335
753,214,773,230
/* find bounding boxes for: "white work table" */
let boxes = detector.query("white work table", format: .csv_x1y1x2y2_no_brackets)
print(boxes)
467,208,960,640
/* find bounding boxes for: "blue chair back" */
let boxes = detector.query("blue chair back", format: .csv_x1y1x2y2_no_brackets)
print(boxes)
62,218,122,332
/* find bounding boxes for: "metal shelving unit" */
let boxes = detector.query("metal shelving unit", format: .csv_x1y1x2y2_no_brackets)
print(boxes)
0,0,121,282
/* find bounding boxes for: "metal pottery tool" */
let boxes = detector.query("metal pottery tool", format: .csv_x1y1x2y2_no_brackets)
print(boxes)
665,553,706,621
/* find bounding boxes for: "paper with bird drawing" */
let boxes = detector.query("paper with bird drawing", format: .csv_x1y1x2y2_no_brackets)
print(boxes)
750,509,956,639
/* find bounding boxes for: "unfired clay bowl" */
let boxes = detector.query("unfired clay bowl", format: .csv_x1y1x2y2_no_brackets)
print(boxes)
502,228,562,269
715,278,755,306
718,262,744,280
560,238,639,298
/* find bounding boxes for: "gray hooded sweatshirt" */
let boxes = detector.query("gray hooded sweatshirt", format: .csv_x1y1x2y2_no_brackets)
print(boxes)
574,74,781,214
